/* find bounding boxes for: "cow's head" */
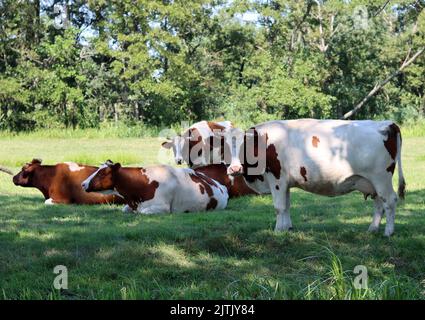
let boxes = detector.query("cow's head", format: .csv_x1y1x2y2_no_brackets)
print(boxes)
161,135,188,165
13,159,43,187
219,128,267,177
162,128,205,167
81,160,121,193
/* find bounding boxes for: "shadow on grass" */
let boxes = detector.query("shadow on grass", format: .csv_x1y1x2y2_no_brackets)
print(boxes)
1,188,424,299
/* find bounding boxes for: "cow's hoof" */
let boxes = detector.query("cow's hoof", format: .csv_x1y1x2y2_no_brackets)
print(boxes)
384,230,394,237
368,225,379,233
274,226,293,232
122,205,133,213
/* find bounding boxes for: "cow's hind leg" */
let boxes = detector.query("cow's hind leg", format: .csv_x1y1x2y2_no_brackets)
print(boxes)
371,176,398,237
368,197,383,233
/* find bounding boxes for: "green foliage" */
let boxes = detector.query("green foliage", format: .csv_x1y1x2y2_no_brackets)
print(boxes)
0,0,424,131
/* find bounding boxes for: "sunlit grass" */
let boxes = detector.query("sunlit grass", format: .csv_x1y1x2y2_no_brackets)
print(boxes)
0,132,424,299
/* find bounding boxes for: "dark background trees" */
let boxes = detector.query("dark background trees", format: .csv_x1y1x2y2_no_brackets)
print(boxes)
0,0,424,131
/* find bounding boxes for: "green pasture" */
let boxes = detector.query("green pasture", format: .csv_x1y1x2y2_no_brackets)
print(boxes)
0,132,424,299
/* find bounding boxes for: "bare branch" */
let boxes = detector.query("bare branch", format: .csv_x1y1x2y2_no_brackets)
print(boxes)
315,0,328,52
342,46,425,119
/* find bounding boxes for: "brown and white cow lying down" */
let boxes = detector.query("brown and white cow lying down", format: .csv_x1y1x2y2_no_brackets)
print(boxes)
220,119,405,237
161,120,233,167
13,159,125,205
81,160,229,214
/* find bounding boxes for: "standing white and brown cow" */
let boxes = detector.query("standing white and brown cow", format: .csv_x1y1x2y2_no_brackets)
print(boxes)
161,120,233,167
81,160,228,214
220,119,405,236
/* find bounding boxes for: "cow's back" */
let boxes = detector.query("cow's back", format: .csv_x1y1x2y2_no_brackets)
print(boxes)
53,163,124,204
143,165,228,212
254,119,397,191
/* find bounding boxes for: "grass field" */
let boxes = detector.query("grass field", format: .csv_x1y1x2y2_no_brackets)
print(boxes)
0,132,425,299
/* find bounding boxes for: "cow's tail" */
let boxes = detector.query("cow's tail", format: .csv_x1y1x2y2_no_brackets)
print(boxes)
0,166,13,175
396,127,406,200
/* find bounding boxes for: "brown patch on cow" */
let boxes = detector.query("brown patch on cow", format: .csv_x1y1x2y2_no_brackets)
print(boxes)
206,121,225,132
300,167,308,182
13,162,125,205
189,173,214,196
383,123,400,160
312,136,320,148
276,185,279,190
194,164,257,197
199,184,205,194
266,142,281,179
186,128,203,167
113,168,159,210
206,197,218,210
387,162,396,175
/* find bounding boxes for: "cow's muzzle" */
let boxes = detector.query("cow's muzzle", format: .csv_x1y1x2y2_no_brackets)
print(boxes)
81,181,91,192
227,165,243,176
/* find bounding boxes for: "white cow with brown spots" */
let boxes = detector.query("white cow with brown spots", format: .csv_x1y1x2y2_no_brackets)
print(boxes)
220,119,405,237
161,120,233,167
81,160,228,214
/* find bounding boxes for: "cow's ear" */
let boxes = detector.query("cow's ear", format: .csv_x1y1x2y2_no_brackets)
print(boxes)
112,163,121,170
31,158,42,165
161,141,173,149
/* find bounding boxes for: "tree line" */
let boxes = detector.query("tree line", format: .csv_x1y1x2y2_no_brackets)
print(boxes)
0,0,424,132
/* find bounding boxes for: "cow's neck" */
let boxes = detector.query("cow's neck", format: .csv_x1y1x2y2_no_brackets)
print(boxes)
32,166,55,199
114,167,148,210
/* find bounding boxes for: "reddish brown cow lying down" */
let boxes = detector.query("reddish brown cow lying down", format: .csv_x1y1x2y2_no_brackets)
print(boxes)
13,159,125,205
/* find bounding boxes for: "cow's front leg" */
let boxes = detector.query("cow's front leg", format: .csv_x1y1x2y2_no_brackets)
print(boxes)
137,203,171,215
368,197,383,232
269,177,292,232
122,204,134,213
44,198,56,205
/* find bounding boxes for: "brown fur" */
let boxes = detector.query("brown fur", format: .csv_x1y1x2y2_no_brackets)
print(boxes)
312,136,320,148
86,165,159,210
13,160,124,205
189,173,214,197
300,166,308,182
383,123,400,160
387,162,396,175
266,143,281,179
206,122,225,132
194,164,257,197
206,197,218,210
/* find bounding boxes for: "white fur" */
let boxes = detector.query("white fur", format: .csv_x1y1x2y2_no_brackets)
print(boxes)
65,162,85,172
44,198,55,205
134,165,228,214
81,164,108,191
